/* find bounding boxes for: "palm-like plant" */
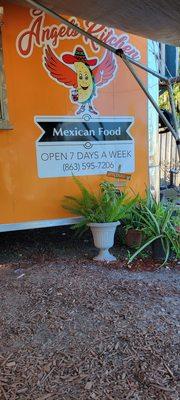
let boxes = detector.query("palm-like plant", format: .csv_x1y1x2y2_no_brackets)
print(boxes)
128,191,180,265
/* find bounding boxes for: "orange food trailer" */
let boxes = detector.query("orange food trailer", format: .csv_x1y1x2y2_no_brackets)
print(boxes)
0,1,159,232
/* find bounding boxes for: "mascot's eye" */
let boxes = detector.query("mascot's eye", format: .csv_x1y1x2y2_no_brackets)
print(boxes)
79,74,83,80
85,75,88,80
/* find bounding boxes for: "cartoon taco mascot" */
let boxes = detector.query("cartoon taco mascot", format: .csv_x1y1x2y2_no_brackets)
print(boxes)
44,45,117,115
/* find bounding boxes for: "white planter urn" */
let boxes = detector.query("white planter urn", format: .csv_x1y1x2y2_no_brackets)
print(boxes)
88,221,120,261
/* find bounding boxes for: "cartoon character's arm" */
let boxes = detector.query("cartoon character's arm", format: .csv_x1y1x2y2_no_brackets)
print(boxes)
92,50,117,87
44,45,77,88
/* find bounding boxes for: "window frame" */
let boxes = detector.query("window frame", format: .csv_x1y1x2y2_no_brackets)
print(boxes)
0,21,12,130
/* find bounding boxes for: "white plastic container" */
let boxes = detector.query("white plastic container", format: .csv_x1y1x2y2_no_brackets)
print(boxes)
88,221,120,261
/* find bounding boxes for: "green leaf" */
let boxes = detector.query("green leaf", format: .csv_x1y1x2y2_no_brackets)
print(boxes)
128,234,163,264
160,238,170,267
144,206,160,234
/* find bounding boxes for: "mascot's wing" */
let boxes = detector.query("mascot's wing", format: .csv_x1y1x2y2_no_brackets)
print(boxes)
93,50,117,87
44,45,77,88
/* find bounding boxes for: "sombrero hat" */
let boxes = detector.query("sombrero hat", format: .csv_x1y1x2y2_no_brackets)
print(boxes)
62,47,97,66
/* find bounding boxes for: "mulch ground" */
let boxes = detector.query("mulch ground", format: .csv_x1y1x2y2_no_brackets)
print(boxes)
0,227,179,399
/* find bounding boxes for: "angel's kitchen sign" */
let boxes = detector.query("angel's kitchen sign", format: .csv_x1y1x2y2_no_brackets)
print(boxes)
35,116,135,177
16,10,140,116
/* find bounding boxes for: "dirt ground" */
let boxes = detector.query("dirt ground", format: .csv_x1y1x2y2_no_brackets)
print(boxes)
0,227,179,400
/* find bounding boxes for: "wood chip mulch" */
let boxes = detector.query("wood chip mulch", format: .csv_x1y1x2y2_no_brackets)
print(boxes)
0,255,179,400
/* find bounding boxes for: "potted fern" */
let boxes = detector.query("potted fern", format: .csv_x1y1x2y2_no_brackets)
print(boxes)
124,190,154,248
62,177,137,261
